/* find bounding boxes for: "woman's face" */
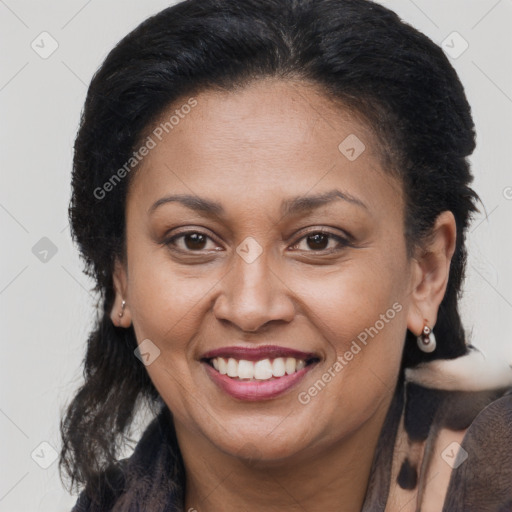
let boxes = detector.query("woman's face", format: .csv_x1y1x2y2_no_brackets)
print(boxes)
115,78,419,462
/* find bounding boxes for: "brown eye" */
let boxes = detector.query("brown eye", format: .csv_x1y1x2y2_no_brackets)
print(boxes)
165,231,219,253
306,233,329,250
183,233,207,250
290,231,350,253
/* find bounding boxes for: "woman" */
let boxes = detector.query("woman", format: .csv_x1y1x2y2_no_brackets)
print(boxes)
61,0,512,510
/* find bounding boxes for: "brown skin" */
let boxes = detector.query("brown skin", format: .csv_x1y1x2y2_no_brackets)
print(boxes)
110,78,456,511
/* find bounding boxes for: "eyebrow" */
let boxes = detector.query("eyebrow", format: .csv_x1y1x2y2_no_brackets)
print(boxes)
281,189,368,216
148,189,368,217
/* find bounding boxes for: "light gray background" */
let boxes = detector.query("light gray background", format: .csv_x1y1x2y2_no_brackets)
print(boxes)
1,1,511,510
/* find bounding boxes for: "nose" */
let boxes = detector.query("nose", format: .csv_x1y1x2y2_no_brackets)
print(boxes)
213,251,295,333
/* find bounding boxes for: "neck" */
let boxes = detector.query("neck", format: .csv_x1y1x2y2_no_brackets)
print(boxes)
176,395,393,512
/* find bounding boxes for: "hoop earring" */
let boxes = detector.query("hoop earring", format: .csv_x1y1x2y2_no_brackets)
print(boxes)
417,324,436,353
118,300,126,318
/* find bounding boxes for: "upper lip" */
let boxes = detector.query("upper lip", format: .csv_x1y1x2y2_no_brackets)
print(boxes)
201,345,319,362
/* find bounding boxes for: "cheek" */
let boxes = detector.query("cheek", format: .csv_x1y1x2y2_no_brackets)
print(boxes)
129,267,217,346
125,239,208,341
288,252,408,399
288,253,407,344
126,254,223,417
291,264,407,434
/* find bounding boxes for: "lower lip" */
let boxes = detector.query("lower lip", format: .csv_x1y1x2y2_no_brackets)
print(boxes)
203,362,314,401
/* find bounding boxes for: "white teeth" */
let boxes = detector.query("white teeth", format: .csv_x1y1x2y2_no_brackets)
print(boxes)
272,357,286,377
285,357,297,375
238,360,254,379
218,358,228,375
227,358,238,377
210,356,309,380
254,359,273,380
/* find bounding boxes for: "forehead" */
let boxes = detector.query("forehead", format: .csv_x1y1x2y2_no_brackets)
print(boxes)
127,78,402,218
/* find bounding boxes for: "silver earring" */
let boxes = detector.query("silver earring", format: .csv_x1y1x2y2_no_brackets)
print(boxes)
118,300,126,318
417,324,436,353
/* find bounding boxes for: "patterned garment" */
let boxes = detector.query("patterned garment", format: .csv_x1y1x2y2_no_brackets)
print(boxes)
72,347,512,512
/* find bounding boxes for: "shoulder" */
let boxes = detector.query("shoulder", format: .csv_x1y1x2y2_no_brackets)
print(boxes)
404,347,512,511
442,391,512,511
71,404,184,512
71,462,127,512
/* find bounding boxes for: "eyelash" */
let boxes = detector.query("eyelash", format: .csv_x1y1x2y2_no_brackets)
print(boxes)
163,229,352,255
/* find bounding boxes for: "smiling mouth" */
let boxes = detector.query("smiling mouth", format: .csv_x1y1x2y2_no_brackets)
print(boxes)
203,356,320,381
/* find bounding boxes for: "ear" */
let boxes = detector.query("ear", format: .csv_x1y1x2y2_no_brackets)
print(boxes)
110,257,132,328
407,211,457,337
